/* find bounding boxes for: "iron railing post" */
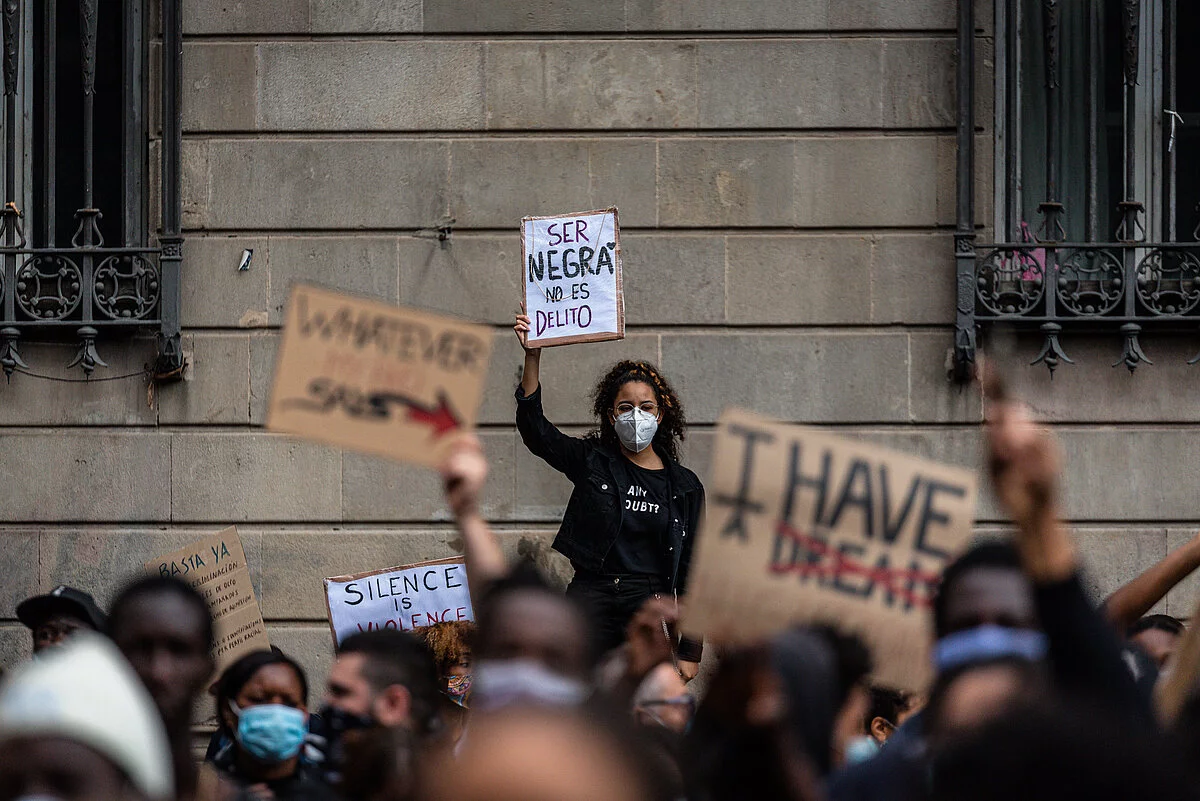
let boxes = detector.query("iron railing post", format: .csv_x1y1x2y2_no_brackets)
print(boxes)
1030,0,1072,375
1115,0,1150,371
67,0,107,376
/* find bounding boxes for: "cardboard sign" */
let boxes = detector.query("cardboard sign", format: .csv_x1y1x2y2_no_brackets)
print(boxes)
145,527,269,673
323,557,474,646
266,284,493,468
522,208,624,347
683,410,978,691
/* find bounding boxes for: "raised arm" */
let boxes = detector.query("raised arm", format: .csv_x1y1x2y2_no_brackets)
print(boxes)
984,367,1146,722
983,367,1075,583
442,435,506,600
1103,533,1200,633
513,312,590,480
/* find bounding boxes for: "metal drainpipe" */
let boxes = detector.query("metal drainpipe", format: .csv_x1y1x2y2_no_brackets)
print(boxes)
952,0,977,383
156,0,184,378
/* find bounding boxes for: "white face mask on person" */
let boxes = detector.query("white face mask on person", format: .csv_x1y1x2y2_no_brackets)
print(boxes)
614,407,659,453
470,659,588,712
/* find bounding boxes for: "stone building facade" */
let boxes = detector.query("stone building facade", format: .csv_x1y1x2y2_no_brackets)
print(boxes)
1,0,1195,688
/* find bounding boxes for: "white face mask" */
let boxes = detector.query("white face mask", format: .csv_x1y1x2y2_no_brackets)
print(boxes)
470,659,588,712
613,407,659,453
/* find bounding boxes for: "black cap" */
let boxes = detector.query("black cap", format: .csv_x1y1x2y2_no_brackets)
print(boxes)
16,585,107,632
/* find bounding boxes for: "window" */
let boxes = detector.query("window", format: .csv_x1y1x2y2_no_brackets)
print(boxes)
953,0,1200,376
0,0,183,379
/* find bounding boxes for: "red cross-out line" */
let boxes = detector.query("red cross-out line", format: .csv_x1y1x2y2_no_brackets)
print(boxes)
769,521,941,609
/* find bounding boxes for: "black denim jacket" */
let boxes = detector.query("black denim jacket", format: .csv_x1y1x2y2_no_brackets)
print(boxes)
515,384,706,596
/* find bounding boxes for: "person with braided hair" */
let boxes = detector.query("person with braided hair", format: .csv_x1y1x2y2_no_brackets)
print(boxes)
513,312,705,681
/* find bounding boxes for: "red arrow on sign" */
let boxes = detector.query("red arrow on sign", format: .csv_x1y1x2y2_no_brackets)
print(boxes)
405,392,461,438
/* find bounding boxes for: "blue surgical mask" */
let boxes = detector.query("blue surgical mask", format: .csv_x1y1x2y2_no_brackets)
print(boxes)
934,624,1048,672
233,702,308,763
844,735,881,765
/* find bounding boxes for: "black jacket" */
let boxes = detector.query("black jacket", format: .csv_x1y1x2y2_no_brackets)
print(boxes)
515,384,705,594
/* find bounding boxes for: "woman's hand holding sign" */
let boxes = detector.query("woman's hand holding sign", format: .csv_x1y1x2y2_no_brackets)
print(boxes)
513,309,540,354
515,309,542,399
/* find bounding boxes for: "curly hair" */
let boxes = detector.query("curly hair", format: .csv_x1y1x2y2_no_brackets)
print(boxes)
587,360,687,462
414,620,475,676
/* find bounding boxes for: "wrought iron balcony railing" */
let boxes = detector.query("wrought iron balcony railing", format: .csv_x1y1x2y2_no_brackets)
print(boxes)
972,239,1200,373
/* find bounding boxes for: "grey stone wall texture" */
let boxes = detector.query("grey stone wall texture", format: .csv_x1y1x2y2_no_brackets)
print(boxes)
2,0,1192,690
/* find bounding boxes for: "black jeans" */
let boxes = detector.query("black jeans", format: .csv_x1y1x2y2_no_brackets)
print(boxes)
566,572,668,659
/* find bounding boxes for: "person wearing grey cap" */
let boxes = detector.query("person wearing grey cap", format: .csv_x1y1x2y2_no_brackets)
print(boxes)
15,584,107,654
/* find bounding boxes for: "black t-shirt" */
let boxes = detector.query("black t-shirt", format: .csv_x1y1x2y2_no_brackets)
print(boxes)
604,463,672,575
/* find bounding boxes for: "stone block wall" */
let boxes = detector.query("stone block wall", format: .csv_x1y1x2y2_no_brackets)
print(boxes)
1,0,1191,688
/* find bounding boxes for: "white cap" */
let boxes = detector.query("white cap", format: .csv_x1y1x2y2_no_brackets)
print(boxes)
0,633,174,799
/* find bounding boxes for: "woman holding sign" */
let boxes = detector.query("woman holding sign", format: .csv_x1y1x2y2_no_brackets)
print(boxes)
514,313,704,680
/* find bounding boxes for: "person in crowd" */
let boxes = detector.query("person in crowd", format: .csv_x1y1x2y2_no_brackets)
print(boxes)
108,575,216,801
418,706,659,801
829,366,1148,801
321,629,441,738
337,727,419,801
1104,530,1200,666
470,560,595,711
828,541,1052,801
683,638,825,801
415,621,474,707
633,663,694,733
682,625,868,801
932,700,1193,801
1128,614,1186,670
209,649,331,801
923,657,1046,745
0,633,173,801
814,628,875,772
514,313,705,677
443,434,689,797
843,686,918,764
414,621,474,743
15,584,107,654
310,628,440,792
440,433,596,712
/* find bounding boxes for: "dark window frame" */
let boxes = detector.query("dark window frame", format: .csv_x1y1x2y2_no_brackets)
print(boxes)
953,0,1200,379
0,0,182,380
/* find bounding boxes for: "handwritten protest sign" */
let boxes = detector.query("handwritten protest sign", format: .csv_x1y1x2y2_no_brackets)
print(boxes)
323,557,474,646
522,208,624,347
683,410,978,691
266,285,493,468
145,528,269,673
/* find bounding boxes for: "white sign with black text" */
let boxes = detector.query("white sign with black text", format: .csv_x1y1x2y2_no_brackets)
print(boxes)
522,208,624,348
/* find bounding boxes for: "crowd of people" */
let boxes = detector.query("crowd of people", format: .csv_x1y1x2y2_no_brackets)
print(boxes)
4,328,1200,801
